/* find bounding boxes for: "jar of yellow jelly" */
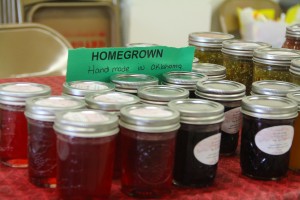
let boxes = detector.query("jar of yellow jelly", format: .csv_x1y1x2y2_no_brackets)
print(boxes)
251,80,300,96
222,40,271,95
192,63,226,81
188,32,234,64
282,24,300,50
253,48,300,82
290,58,300,85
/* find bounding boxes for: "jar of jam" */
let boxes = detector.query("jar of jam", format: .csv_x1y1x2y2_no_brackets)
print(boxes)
25,96,85,188
162,71,208,98
290,58,300,85
0,82,51,168
168,99,224,187
251,80,300,96
192,63,226,81
62,80,115,99
240,95,298,180
189,32,234,64
54,109,119,199
138,85,189,105
85,91,140,178
110,73,159,95
253,48,300,82
195,80,246,155
222,40,271,95
119,104,180,198
282,24,300,50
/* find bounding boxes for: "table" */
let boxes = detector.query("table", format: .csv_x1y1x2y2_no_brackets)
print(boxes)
0,76,300,200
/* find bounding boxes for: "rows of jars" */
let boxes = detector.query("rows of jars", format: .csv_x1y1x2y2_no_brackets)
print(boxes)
1,24,300,199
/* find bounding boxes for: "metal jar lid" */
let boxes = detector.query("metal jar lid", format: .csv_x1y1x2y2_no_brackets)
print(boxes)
0,82,51,106
126,42,159,47
162,71,208,89
85,91,140,111
137,85,189,105
195,80,246,101
287,92,300,111
119,104,180,133
192,63,226,80
290,58,300,75
54,109,119,138
25,96,85,122
63,80,115,98
110,73,159,93
251,80,300,96
285,24,300,38
188,32,234,48
253,47,300,66
168,99,224,125
241,95,298,119
222,40,271,57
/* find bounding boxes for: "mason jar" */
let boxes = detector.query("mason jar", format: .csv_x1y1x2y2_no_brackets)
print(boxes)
282,24,300,50
290,58,300,85
188,32,234,64
222,40,271,95
168,99,224,187
240,95,298,180
192,63,226,81
195,80,246,156
253,48,300,82
251,80,300,96
126,43,158,47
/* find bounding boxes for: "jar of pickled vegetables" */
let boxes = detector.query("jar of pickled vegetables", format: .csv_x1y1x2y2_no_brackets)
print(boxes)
251,80,300,96
290,58,300,85
222,40,271,95
282,24,300,50
253,48,300,82
188,32,234,64
192,63,226,81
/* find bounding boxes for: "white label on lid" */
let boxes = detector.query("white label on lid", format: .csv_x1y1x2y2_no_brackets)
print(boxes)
129,107,173,117
3,84,44,92
194,133,221,165
71,82,108,90
63,111,109,123
255,125,294,155
95,93,134,103
221,107,242,134
35,98,79,107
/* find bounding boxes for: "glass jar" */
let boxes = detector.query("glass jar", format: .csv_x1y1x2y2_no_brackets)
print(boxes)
251,80,300,96
282,24,300,50
62,80,115,99
195,80,246,156
138,85,189,105
168,99,224,187
119,104,180,198
25,96,85,188
189,32,234,64
192,63,226,81
222,40,271,95
54,109,119,199
110,73,159,95
290,58,300,85
126,43,158,47
85,91,140,178
0,82,51,168
286,92,300,172
253,48,300,82
240,95,298,180
162,71,208,98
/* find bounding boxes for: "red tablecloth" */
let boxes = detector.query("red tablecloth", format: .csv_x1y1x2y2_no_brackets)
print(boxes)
0,76,300,200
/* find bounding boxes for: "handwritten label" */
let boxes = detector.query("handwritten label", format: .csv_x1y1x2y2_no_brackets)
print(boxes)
66,46,195,82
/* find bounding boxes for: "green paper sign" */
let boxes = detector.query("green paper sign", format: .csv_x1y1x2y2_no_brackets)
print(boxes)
66,46,195,82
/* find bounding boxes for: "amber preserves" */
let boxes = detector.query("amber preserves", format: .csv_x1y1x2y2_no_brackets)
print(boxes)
282,24,300,50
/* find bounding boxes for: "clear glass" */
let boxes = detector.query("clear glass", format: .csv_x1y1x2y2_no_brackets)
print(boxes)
282,37,300,50
290,72,300,85
56,133,116,199
253,62,290,82
194,47,223,65
120,127,176,198
0,104,28,168
289,113,300,171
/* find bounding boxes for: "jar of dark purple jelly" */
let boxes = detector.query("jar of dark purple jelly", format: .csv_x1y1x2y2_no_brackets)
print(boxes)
168,99,224,187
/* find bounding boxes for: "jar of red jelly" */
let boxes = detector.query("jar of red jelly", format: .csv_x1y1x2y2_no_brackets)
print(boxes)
282,24,300,50
168,99,224,187
162,71,208,98
192,63,226,81
251,80,300,96
0,82,51,168
195,80,246,156
137,85,189,105
110,73,159,95
290,58,300,85
54,109,119,199
240,95,298,180
25,96,85,188
62,80,115,99
119,104,180,198
85,91,140,178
